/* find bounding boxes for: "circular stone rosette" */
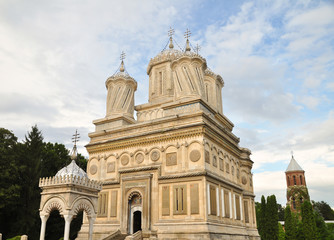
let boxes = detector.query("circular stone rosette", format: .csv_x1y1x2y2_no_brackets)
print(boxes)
190,150,201,162
90,164,98,175
121,155,129,166
135,153,144,164
150,150,160,161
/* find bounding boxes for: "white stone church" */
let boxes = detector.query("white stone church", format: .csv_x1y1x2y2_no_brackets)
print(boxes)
39,30,260,240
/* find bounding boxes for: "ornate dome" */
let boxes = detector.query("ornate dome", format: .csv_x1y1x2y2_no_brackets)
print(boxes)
55,160,88,178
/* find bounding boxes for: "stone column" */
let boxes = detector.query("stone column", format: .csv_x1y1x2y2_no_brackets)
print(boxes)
21,235,28,240
39,214,49,240
88,216,96,240
63,214,73,240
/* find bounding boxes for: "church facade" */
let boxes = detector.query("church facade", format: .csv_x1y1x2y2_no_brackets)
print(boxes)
77,33,260,240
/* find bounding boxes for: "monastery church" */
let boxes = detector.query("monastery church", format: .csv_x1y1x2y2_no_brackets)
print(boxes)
39,29,260,240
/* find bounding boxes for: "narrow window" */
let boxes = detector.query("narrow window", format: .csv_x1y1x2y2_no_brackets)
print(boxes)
244,201,249,223
293,175,296,185
209,185,217,215
292,197,296,209
224,190,230,218
98,192,109,217
174,185,187,214
176,188,179,211
122,88,131,108
300,175,303,185
205,84,209,101
159,71,163,94
183,66,195,91
235,195,241,220
175,71,182,91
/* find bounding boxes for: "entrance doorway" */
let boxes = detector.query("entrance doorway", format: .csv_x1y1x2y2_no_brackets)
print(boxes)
128,192,142,234
133,210,142,233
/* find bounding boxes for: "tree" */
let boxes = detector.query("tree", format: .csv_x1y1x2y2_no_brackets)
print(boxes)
258,195,267,239
277,203,285,221
284,205,297,240
313,201,334,220
302,200,318,240
15,125,44,239
278,222,285,240
0,128,21,238
41,142,71,177
266,195,279,240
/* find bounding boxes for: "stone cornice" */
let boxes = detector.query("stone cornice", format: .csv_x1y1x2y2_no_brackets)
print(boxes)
86,123,204,154
206,171,244,191
39,175,102,191
119,165,161,174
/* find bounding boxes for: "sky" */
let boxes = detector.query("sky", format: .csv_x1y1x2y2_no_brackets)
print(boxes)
0,0,334,207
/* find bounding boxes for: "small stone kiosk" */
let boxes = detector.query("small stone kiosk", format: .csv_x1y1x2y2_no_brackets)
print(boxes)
39,133,102,240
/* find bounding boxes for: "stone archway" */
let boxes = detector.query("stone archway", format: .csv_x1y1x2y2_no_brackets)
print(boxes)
128,192,142,234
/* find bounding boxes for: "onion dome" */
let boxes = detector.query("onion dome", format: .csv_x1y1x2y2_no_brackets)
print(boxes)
55,130,88,178
55,160,88,178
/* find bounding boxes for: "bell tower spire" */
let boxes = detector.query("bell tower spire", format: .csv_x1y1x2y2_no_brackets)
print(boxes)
285,153,310,212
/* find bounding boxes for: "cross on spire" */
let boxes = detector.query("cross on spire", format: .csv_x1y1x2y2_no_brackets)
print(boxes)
72,129,80,147
168,27,175,38
194,43,201,54
291,150,294,158
184,28,191,39
120,51,126,61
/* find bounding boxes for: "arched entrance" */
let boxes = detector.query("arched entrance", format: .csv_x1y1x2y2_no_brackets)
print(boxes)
128,192,142,234
133,211,142,233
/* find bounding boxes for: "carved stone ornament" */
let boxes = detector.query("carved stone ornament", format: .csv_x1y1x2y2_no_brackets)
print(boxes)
90,164,98,175
121,155,130,166
135,153,144,164
151,150,160,161
107,162,115,173
166,152,177,166
205,150,210,163
213,156,217,167
190,150,201,162
242,176,247,185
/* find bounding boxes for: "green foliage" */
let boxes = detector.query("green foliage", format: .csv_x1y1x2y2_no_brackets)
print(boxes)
278,203,285,221
266,195,279,240
0,126,88,240
278,222,285,240
284,205,297,240
302,200,318,240
258,195,267,239
313,201,334,220
6,236,21,240
256,195,279,240
0,128,21,236
296,221,305,240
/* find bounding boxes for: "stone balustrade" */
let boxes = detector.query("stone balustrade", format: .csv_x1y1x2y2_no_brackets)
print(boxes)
39,175,102,190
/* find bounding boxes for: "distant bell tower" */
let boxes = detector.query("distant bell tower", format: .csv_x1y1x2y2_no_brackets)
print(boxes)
285,153,310,212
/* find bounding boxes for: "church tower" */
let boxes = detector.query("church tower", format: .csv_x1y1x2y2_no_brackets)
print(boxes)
285,154,310,212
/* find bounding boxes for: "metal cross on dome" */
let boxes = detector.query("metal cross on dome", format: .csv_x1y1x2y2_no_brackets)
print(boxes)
168,27,175,38
194,43,201,54
72,130,80,147
184,28,191,39
120,51,126,61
